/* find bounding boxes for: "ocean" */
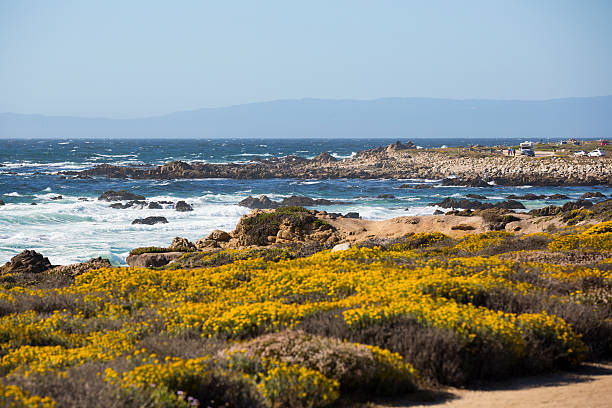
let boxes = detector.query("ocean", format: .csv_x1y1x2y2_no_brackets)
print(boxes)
1,138,610,265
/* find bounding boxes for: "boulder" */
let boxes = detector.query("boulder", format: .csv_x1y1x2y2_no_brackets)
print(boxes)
562,199,593,212
50,195,63,200
109,200,146,209
547,194,569,200
529,205,563,217
466,194,487,200
169,237,196,251
441,177,490,187
377,194,395,199
195,239,219,250
0,199,4,206
98,190,145,201
1,250,52,274
344,212,360,219
175,200,193,212
132,216,168,225
126,252,184,268
206,229,231,242
581,191,606,199
148,202,163,209
280,196,342,206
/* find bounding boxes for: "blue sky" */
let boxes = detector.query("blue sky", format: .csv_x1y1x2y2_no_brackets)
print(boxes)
1,0,611,118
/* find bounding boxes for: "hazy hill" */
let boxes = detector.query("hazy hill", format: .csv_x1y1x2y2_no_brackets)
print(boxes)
1,96,611,139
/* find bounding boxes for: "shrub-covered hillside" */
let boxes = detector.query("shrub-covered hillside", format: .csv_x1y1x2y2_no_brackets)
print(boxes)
0,221,611,407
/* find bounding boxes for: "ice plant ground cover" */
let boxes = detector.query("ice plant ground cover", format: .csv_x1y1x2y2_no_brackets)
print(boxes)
0,222,611,407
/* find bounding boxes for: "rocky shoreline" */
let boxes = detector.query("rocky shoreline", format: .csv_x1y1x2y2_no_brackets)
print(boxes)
62,141,612,186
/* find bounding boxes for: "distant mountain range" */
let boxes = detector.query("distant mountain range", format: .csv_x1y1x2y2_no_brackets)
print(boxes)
1,96,611,139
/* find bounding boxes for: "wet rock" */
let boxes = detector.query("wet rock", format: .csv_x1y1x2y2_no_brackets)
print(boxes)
433,209,444,215
132,216,168,225
547,194,569,200
466,194,487,200
432,198,524,210
495,200,525,210
30,202,37,205
78,197,90,201
50,195,63,200
344,212,360,219
206,229,231,242
109,200,146,209
377,194,395,199
98,190,145,201
175,200,193,212
0,199,4,206
441,177,490,187
169,237,195,251
280,196,343,206
238,195,279,209
506,194,546,200
148,202,163,209
581,191,607,199
0,250,52,274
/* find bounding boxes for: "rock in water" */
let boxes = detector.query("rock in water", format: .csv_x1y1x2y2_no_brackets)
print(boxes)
238,195,280,209
148,202,163,209
98,190,146,201
132,216,169,225
377,194,395,199
175,201,193,212
0,250,52,274
0,199,4,206
581,191,606,199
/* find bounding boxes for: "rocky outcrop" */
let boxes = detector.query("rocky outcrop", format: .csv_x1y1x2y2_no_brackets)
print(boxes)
48,257,111,277
132,216,168,225
0,250,52,274
206,229,231,242
110,200,147,209
506,194,547,200
238,195,344,210
126,252,184,268
548,194,570,200
0,199,4,206
230,208,339,247
581,191,607,199
69,142,612,187
431,198,525,210
377,194,395,199
98,190,146,201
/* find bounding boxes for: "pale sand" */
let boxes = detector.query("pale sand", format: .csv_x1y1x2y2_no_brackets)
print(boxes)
376,362,612,408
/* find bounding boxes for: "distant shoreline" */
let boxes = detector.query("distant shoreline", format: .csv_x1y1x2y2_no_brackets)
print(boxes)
63,140,612,186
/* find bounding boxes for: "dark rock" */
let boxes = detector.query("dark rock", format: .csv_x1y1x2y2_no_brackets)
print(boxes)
50,195,63,200
581,191,607,199
238,195,279,210
0,199,4,206
529,206,563,217
132,216,169,225
126,252,183,268
433,209,444,215
280,196,343,206
30,202,37,205
78,197,90,201
109,200,146,209
377,194,396,199
385,140,416,152
441,177,490,187
466,194,487,200
399,184,433,189
148,202,163,209
547,194,569,200
562,200,593,211
431,198,525,210
98,190,145,201
0,250,52,274
175,201,193,212
507,193,546,200
344,212,360,219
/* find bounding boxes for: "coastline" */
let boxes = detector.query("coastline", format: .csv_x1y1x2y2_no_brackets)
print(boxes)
65,141,612,186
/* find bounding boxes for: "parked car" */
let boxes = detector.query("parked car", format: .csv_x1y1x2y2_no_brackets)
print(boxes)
588,149,606,157
520,148,535,157
574,150,587,156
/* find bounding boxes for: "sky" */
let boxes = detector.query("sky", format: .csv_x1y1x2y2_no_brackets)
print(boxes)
1,0,611,118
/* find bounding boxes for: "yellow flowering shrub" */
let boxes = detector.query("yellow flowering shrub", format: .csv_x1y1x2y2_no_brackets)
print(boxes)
0,383,55,408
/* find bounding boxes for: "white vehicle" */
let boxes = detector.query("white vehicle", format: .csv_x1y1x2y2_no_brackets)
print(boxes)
588,149,606,157
519,141,534,156
574,150,587,156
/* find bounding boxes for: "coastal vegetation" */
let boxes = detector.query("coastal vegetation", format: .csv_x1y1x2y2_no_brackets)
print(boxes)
0,220,610,407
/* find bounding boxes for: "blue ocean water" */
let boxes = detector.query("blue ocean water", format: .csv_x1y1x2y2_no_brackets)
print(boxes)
0,138,609,265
